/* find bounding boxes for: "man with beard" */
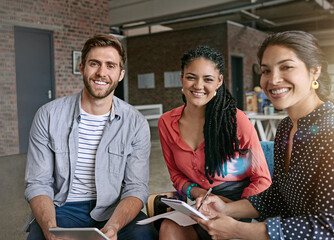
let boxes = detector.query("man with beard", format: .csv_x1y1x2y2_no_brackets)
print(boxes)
24,34,158,240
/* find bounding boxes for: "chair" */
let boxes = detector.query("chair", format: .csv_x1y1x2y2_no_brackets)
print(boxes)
145,191,187,229
260,141,274,177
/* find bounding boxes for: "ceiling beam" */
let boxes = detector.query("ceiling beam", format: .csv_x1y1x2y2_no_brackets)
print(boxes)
118,0,294,30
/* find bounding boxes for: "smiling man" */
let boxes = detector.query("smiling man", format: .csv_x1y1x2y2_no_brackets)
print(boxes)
24,34,158,240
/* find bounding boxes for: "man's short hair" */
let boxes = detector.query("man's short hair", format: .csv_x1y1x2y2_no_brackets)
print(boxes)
81,34,126,69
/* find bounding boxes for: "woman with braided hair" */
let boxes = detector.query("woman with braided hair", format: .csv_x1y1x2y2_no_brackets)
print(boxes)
158,46,272,240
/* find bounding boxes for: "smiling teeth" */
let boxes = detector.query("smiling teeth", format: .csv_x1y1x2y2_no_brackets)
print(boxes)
95,81,107,85
271,88,289,95
192,92,205,96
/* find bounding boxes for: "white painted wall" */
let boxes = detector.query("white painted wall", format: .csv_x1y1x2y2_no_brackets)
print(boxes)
327,64,334,96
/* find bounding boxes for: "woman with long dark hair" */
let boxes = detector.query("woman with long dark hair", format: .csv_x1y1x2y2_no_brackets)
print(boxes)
158,46,272,239
192,31,334,239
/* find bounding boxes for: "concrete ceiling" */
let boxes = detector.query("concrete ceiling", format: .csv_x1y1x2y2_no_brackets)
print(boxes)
108,0,334,46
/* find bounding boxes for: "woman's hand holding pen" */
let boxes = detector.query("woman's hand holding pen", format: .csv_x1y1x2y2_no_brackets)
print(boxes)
192,197,268,240
191,195,242,240
192,196,244,240
195,195,229,219
191,213,240,240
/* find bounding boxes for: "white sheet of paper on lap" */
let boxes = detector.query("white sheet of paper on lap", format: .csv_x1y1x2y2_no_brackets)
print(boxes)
137,198,208,227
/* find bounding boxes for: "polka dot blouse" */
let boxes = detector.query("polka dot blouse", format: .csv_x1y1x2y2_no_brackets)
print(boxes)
247,101,334,239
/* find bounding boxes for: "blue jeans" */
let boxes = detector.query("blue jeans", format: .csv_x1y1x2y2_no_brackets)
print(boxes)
27,200,158,240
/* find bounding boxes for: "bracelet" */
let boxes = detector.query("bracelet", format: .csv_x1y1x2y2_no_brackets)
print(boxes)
186,183,199,201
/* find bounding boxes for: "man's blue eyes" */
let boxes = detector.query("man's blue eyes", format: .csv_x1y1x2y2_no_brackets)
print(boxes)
90,62,115,68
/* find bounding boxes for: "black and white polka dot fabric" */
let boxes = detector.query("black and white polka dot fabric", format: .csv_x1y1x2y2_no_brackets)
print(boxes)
247,101,334,239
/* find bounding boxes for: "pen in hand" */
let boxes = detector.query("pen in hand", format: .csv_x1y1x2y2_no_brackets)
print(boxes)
197,188,212,211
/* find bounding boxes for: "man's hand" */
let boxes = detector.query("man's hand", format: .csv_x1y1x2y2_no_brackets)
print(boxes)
44,231,58,240
29,195,59,240
101,224,118,240
99,196,143,240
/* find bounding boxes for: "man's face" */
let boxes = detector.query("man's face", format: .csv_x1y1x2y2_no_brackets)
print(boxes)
79,46,125,99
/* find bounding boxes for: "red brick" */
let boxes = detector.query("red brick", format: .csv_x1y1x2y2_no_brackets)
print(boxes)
126,22,266,112
0,0,110,156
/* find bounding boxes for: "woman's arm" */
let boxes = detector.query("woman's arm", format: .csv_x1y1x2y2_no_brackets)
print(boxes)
196,195,259,219
181,182,209,200
192,196,267,239
236,110,272,198
158,117,190,194
183,183,233,203
194,215,269,240
262,141,334,239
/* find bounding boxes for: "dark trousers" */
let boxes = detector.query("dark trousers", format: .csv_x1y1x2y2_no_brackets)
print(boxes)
27,200,158,240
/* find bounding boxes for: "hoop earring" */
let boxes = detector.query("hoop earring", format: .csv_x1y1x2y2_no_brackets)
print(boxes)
311,77,319,90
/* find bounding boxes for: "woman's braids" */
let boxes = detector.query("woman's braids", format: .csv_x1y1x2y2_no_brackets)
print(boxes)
181,46,248,184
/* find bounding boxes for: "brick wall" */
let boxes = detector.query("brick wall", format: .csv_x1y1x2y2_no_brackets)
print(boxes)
227,22,267,93
0,0,110,156
126,21,266,112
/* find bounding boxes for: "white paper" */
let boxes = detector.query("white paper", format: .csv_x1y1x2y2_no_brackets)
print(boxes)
137,211,197,227
137,198,208,227
161,198,209,220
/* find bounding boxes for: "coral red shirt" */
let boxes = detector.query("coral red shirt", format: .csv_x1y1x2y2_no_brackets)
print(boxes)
158,105,272,198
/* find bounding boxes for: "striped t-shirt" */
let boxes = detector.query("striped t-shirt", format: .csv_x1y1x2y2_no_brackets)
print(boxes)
66,108,111,202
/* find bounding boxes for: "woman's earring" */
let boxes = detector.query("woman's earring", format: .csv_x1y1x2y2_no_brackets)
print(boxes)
181,88,184,93
214,91,217,97
311,77,319,89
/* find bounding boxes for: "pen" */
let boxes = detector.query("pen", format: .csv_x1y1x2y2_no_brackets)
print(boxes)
197,187,212,211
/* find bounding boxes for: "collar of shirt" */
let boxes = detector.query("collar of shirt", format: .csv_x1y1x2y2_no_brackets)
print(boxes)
74,91,119,123
285,101,334,128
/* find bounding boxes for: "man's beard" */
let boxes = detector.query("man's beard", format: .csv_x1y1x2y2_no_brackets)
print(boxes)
83,77,118,99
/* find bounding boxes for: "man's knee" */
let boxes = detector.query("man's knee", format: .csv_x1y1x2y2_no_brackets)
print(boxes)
129,224,159,240
118,212,158,240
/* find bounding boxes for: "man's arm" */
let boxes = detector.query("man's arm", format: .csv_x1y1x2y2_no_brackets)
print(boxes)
100,196,143,239
25,106,55,202
25,107,59,240
29,195,57,240
99,111,150,239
